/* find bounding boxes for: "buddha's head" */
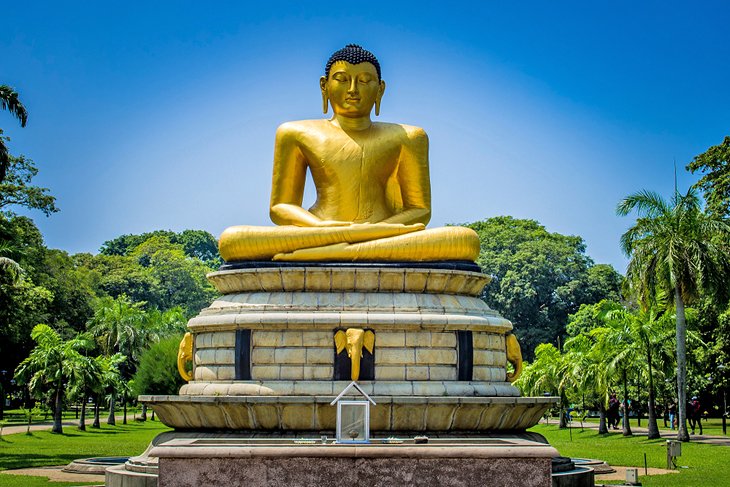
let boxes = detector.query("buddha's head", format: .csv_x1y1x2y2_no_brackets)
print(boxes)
320,44,386,118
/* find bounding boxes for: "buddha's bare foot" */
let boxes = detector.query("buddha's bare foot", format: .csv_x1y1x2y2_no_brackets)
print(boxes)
349,222,424,231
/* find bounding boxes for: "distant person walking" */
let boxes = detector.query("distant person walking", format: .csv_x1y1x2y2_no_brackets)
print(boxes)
608,393,620,430
688,397,703,435
668,402,677,430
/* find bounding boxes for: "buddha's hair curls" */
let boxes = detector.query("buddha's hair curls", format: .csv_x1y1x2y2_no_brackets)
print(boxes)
325,44,381,80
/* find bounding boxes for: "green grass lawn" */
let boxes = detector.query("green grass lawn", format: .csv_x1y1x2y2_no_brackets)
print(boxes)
571,416,729,436
0,420,170,487
533,423,730,486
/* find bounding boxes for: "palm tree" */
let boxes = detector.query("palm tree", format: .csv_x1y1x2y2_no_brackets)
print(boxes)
0,85,28,184
517,343,572,427
89,296,146,358
0,241,23,285
590,322,636,436
88,296,146,425
66,353,101,431
602,307,675,439
134,306,186,421
617,188,730,441
90,353,125,428
14,325,94,434
563,334,613,434
143,306,187,341
0,255,22,283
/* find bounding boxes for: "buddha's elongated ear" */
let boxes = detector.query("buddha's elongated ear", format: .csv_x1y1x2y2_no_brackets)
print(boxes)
320,76,329,114
375,80,386,116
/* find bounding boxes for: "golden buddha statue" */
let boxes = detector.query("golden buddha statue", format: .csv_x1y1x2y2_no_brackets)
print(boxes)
219,44,479,262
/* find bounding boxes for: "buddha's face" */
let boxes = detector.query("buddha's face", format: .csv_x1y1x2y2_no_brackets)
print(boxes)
321,61,385,118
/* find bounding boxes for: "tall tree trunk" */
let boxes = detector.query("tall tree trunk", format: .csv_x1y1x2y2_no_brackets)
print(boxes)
122,391,127,425
78,394,87,431
622,368,632,436
0,384,5,420
92,395,100,428
675,287,690,442
598,401,609,434
636,373,642,427
107,394,116,425
558,389,567,429
646,347,660,439
52,384,63,434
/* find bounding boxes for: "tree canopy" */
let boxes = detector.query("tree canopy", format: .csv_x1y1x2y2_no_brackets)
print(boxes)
131,335,186,397
687,135,730,217
465,216,623,358
0,215,218,396
100,229,221,267
0,155,58,217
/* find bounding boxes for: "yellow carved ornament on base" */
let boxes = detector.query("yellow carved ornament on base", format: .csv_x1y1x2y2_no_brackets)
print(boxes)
218,44,479,263
334,328,375,381
505,333,523,383
177,332,193,382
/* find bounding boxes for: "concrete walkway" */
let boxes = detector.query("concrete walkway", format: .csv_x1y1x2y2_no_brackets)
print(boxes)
544,418,730,446
1,414,136,436
0,466,105,484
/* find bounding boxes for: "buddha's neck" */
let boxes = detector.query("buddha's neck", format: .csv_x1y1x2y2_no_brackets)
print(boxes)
330,114,372,132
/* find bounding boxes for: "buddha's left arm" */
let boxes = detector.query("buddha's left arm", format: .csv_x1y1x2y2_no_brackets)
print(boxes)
380,127,432,225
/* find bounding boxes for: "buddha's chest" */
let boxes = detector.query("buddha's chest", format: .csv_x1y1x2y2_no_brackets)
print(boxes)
300,135,401,181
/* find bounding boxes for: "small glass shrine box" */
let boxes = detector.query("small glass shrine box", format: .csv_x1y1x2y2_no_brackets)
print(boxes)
330,381,376,444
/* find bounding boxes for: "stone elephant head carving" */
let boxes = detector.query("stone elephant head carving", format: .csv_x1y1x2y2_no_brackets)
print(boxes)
177,332,193,382
505,333,523,383
334,328,375,381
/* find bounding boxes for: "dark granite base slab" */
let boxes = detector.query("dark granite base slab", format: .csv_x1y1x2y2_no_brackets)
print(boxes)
159,456,551,487
153,438,557,487
220,260,482,273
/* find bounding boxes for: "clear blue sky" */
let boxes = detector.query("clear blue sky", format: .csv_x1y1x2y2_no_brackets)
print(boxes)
2,1,729,271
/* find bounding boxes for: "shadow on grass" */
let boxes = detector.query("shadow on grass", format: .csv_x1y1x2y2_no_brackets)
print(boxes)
0,453,86,471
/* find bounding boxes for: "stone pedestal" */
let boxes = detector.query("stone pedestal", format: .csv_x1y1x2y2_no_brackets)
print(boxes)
120,263,562,487
140,263,555,432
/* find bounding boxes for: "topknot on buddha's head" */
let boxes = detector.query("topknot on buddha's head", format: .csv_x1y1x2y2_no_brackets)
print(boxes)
325,44,381,80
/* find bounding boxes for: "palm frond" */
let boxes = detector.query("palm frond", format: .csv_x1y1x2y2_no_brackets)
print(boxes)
0,85,28,127
617,190,670,218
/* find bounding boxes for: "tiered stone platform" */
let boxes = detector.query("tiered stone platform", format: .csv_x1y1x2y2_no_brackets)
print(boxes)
140,262,554,432
117,263,564,487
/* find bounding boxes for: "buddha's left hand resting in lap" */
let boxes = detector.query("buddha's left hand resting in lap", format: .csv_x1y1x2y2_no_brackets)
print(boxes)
219,44,480,262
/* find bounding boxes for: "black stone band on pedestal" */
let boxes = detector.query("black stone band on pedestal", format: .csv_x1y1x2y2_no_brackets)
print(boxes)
235,330,251,380
219,260,482,273
457,331,474,381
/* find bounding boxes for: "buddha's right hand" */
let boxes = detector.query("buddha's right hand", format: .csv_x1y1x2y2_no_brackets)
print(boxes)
312,220,351,227
334,222,424,243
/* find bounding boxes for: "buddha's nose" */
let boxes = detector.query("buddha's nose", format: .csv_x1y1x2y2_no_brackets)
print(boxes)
348,78,358,93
